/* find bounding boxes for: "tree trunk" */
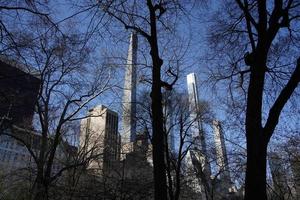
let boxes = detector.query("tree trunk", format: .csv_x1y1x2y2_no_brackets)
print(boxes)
147,1,168,199
151,59,168,200
244,57,268,200
244,133,268,200
33,177,48,200
165,133,174,200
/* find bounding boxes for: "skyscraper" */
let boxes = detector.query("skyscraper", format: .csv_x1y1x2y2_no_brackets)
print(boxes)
186,73,211,175
187,73,201,137
185,149,210,199
80,105,119,174
213,120,231,186
163,91,175,152
186,73,212,199
122,32,138,144
0,60,40,128
268,152,290,199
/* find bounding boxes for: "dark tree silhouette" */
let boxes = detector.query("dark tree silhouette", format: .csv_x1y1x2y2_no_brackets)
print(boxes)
208,1,300,199
94,1,182,199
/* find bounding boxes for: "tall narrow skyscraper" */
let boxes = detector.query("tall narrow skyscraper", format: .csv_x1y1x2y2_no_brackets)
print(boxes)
187,73,201,137
163,91,175,152
122,32,138,144
186,73,210,168
186,73,212,194
213,120,231,186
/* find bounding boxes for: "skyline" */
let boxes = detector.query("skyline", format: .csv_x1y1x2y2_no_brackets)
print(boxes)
0,1,299,200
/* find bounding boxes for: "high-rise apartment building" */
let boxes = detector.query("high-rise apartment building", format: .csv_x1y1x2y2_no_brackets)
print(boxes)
185,149,210,200
0,60,40,128
0,125,76,175
269,152,290,199
186,73,211,176
213,120,232,188
80,105,119,174
0,59,74,177
163,91,175,152
122,32,138,144
186,73,212,199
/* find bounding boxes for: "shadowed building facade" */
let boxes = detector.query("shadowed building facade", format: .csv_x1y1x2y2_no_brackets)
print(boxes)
0,60,40,128
268,152,291,199
163,91,175,152
213,120,232,187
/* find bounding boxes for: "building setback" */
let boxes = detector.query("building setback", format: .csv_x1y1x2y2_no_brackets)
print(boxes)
80,105,119,175
122,32,138,144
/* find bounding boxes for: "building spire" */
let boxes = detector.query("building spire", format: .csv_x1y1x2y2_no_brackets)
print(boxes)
122,32,138,144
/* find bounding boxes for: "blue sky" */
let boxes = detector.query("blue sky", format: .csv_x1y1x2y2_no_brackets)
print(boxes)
38,1,299,156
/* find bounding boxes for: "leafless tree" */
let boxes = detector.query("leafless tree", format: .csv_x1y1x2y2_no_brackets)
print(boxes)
163,93,213,200
0,18,115,199
207,0,300,199
136,89,216,199
88,1,188,199
0,1,59,62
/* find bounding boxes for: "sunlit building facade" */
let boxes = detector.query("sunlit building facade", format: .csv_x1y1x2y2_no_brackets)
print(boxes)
80,105,119,175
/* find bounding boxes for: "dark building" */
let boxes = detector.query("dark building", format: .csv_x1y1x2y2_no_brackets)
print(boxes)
0,60,40,127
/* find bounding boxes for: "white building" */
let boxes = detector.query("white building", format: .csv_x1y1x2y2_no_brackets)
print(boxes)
80,105,119,175
0,127,72,174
